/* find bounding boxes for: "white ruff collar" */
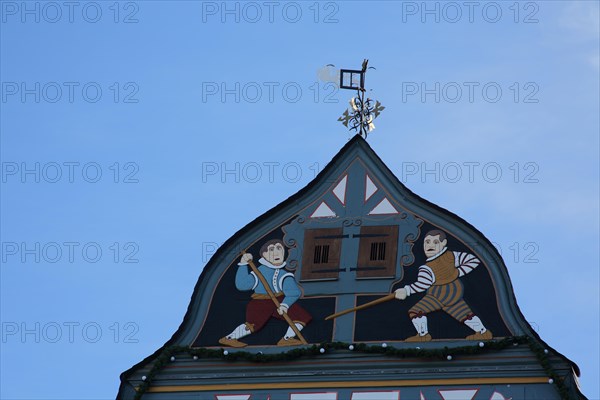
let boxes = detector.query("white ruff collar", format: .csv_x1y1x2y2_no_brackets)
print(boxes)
259,257,286,269
426,247,448,262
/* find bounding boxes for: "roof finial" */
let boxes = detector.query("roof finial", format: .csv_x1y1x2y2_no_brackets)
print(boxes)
337,59,385,139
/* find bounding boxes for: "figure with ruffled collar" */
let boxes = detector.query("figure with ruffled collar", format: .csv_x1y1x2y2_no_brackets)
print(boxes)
219,239,312,348
394,229,493,342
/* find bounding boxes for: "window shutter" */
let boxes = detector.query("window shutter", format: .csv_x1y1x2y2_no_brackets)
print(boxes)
356,225,398,278
301,228,343,281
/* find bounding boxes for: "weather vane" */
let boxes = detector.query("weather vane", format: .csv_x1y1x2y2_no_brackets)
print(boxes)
337,59,385,139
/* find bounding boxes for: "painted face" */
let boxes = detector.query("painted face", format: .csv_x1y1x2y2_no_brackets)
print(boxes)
263,242,285,266
423,235,447,258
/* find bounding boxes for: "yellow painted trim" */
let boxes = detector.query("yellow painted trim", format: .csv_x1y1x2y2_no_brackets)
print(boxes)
146,377,550,393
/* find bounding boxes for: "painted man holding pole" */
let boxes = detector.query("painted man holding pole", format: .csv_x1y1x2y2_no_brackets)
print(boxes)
394,229,493,342
219,239,312,348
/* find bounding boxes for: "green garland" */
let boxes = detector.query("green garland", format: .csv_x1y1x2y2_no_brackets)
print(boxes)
133,336,574,400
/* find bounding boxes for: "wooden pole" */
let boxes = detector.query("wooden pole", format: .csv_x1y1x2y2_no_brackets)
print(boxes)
325,293,396,321
246,259,308,345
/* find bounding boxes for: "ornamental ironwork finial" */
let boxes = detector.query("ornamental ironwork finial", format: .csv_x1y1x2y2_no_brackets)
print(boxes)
337,59,385,139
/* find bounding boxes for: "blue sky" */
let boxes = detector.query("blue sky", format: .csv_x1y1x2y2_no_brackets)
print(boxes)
1,1,599,398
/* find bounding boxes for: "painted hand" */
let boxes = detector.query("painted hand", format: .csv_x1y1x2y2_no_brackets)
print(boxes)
395,288,407,300
240,253,253,264
277,304,289,315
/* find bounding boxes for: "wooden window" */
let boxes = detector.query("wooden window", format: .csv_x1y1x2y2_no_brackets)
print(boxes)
302,228,344,281
356,225,398,278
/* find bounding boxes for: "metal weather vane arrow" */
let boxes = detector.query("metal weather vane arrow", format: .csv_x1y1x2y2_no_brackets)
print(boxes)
336,59,385,139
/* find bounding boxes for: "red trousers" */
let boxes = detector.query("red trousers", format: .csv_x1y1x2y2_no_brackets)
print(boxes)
246,295,312,332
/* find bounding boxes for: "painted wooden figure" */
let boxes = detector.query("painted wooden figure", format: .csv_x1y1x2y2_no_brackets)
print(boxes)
395,229,493,341
219,239,312,347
